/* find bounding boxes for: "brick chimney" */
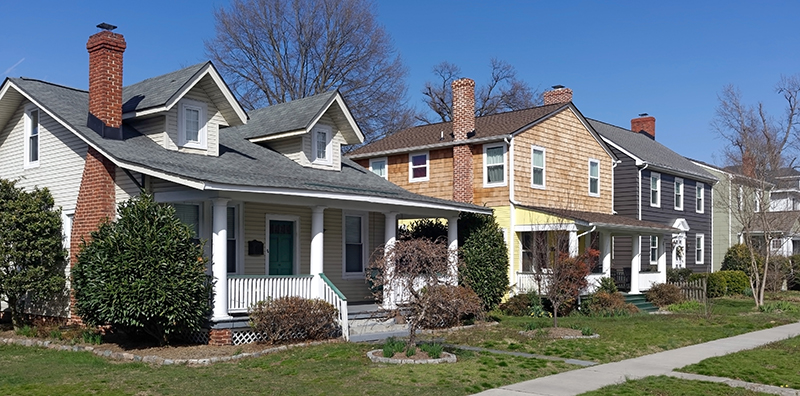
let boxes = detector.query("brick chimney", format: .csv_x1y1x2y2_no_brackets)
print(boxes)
543,85,573,105
452,78,475,203
70,24,123,324
631,114,656,140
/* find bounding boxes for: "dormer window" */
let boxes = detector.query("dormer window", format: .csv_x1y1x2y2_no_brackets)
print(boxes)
24,105,40,168
311,125,332,165
178,99,207,149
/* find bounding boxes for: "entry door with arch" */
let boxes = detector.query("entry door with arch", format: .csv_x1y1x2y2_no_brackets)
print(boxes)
268,219,295,275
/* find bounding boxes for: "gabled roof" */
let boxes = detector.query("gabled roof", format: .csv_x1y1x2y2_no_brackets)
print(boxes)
589,118,717,184
1,76,487,215
521,205,678,234
121,62,247,126
349,103,572,159
748,211,800,234
690,158,771,189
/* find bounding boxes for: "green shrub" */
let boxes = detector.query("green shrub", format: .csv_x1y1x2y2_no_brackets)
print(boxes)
498,293,539,316
707,273,726,298
249,296,338,344
595,277,618,294
646,283,683,307
15,325,36,337
721,243,760,274
418,285,484,329
81,330,102,345
667,267,693,282
419,342,443,359
581,326,594,336
398,218,447,242
49,329,62,340
759,301,798,313
460,215,509,311
587,291,638,316
405,344,416,357
717,270,749,295
382,337,406,357
667,300,704,312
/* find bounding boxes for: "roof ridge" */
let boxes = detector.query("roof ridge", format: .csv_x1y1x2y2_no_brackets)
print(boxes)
16,77,87,94
587,117,629,131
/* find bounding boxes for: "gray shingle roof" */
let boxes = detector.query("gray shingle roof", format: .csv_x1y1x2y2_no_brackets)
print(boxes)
10,77,486,213
121,62,208,114
589,118,717,183
236,91,338,139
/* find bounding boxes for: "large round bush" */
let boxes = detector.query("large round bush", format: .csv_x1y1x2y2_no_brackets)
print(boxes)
73,193,211,345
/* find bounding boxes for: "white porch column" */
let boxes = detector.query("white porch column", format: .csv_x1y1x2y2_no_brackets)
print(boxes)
310,206,326,299
383,212,398,310
448,216,459,285
658,235,667,284
211,198,230,321
630,235,641,294
601,231,612,277
568,230,579,258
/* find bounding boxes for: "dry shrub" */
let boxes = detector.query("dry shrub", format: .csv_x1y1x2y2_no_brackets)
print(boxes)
588,291,639,316
498,293,538,316
249,297,338,344
418,285,484,329
646,283,684,307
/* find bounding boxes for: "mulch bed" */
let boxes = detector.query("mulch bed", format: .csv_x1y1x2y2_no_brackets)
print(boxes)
520,327,593,339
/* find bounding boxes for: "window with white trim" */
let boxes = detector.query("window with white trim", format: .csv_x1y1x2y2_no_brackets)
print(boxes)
674,177,684,210
531,146,546,189
696,183,704,213
771,238,783,250
178,99,208,149
369,157,388,179
343,212,367,278
483,143,506,187
173,203,201,245
650,172,661,207
226,206,238,274
311,124,333,165
588,159,600,196
695,234,704,264
24,106,40,168
649,235,658,264
409,152,429,182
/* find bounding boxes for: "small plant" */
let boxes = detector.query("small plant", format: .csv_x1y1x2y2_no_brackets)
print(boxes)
666,300,704,313
529,304,551,318
382,337,406,358
587,291,639,316
405,344,416,357
524,321,541,331
49,329,63,340
759,301,798,313
595,277,618,294
15,325,36,337
646,283,683,307
581,326,594,336
498,293,538,316
81,330,102,345
419,342,443,359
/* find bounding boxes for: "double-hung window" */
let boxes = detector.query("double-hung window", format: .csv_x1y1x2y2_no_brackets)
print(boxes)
695,234,704,264
24,106,40,168
226,206,238,274
696,183,704,213
311,125,332,165
369,157,388,179
588,159,600,196
409,152,429,182
531,146,546,189
483,144,506,187
674,177,684,210
650,172,661,207
343,212,367,278
178,99,207,149
649,236,658,264
173,203,201,245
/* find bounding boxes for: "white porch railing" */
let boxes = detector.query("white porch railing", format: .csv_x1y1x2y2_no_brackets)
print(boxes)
515,272,541,295
228,275,314,313
319,273,349,341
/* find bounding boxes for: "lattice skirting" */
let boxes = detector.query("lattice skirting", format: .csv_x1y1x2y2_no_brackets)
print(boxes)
229,326,343,345
180,329,209,345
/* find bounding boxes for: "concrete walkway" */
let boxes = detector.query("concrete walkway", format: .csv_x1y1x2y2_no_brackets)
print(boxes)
476,322,800,396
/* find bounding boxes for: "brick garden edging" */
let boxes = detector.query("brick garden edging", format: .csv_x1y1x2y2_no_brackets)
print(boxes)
0,336,340,366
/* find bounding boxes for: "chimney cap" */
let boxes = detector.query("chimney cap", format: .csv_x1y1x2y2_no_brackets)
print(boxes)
96,22,117,31
638,113,649,117
551,85,565,90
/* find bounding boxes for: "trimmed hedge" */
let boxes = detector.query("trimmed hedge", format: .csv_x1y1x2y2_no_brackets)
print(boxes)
688,270,749,297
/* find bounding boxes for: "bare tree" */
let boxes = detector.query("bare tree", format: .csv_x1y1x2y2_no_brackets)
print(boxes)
714,76,800,306
419,59,541,124
205,0,417,145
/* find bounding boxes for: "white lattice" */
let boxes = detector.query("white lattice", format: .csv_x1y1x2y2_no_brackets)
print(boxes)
182,329,209,345
231,329,266,345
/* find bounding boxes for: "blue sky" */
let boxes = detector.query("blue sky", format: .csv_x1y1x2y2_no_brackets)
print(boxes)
3,1,799,165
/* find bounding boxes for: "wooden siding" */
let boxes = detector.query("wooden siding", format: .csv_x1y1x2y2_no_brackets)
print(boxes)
0,99,87,213
513,109,614,213
386,148,454,201
473,144,510,206
163,84,223,156
608,145,639,218
704,166,736,271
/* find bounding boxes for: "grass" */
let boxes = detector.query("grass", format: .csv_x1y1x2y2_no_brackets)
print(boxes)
578,375,775,395
679,335,800,389
441,296,800,363
0,342,575,395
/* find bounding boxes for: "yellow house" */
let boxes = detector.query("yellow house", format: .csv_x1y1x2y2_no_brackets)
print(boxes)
350,81,676,294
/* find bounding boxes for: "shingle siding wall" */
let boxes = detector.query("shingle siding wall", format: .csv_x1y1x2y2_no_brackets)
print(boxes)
0,100,87,213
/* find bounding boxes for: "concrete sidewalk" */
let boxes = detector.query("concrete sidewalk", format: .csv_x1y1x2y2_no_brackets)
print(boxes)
476,322,800,396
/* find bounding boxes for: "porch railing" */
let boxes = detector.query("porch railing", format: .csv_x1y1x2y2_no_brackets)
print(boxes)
319,273,349,341
227,275,314,313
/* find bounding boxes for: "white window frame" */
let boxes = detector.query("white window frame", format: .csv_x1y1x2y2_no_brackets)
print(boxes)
24,105,40,168
695,234,704,264
649,235,658,264
650,172,661,208
483,143,507,187
177,99,208,150
531,145,546,189
311,124,333,165
342,211,369,279
409,151,429,182
674,177,684,211
226,204,243,275
588,159,600,197
369,157,388,179
696,183,705,213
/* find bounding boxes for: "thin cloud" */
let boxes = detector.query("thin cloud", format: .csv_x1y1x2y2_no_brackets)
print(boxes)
3,58,25,76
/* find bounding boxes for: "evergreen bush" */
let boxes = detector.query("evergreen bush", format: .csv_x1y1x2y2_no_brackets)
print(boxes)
460,215,509,311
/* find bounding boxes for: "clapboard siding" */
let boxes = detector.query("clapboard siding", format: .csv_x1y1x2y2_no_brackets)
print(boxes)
164,84,222,156
0,100,87,213
129,116,165,147
115,168,143,203
269,136,306,165
608,145,639,218
303,113,344,171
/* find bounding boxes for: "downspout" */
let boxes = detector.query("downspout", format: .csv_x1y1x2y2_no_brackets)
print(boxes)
505,135,516,292
576,225,596,239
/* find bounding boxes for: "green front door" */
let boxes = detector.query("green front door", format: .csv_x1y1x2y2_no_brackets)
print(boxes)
269,220,294,275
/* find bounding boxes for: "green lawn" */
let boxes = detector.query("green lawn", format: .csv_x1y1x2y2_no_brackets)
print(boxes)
679,335,800,389
440,297,800,363
578,376,775,396
0,342,574,396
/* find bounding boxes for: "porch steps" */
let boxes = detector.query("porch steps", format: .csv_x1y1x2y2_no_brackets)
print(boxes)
623,293,659,313
346,303,410,342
